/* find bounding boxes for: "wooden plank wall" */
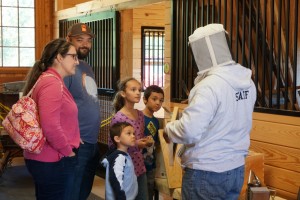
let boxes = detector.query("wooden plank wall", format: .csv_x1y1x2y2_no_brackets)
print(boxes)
130,3,166,81
250,112,300,200
163,1,171,104
0,68,28,85
120,9,134,78
55,0,87,11
35,0,55,61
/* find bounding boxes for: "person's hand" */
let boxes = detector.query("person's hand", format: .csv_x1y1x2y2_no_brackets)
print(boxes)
68,151,76,157
80,138,84,144
145,136,154,147
136,138,148,149
180,99,189,104
163,130,171,143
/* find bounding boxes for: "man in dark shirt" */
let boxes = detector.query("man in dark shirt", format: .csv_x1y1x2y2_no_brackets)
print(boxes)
65,23,101,200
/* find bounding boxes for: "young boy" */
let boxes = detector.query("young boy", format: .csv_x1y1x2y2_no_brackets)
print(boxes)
142,85,164,200
102,122,138,200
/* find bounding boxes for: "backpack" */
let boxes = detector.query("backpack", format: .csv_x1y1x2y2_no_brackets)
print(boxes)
2,73,61,154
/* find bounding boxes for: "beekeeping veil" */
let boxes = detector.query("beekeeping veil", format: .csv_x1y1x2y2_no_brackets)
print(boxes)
189,24,235,84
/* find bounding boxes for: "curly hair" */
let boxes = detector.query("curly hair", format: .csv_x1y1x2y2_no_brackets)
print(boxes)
144,85,164,100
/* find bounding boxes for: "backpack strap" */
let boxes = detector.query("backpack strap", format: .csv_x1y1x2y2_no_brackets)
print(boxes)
26,73,63,97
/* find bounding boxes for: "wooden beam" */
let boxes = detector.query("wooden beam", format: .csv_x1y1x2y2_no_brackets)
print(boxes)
158,129,182,188
35,0,54,60
158,106,183,188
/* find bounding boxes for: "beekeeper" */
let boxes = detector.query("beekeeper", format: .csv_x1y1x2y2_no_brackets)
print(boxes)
163,24,257,200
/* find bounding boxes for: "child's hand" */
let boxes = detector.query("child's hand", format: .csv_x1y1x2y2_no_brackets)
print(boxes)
136,138,148,149
163,130,171,143
145,136,154,147
137,136,154,148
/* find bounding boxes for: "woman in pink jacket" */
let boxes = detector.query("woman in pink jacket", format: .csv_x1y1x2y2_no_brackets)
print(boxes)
22,38,81,200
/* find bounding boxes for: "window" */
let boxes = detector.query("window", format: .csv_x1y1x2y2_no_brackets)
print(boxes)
141,27,165,90
0,0,35,67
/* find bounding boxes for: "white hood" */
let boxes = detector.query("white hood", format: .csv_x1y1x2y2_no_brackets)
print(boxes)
206,64,253,91
189,23,235,83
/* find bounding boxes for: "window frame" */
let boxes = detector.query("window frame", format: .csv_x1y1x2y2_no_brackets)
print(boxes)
141,26,165,90
0,0,35,67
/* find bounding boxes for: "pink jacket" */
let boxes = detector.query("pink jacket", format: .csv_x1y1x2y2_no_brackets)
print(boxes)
24,68,80,162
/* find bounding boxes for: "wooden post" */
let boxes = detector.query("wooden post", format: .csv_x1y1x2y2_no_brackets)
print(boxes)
158,106,183,188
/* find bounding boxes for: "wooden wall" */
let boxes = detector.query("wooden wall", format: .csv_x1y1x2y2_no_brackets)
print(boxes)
163,1,171,105
250,112,300,199
55,0,87,11
130,3,166,81
0,68,29,85
118,1,170,81
35,0,55,61
120,9,134,79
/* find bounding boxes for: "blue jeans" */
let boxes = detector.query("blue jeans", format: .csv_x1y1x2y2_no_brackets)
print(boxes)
70,142,100,200
25,156,77,200
182,165,245,200
135,172,149,200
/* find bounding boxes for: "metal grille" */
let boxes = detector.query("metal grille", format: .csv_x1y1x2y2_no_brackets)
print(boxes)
141,27,165,90
172,0,299,115
98,89,115,144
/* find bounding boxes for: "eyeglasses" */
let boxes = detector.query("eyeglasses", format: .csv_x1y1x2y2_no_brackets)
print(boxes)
66,53,78,61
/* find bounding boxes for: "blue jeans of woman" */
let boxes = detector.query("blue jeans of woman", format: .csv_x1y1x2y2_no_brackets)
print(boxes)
182,165,245,200
25,155,77,200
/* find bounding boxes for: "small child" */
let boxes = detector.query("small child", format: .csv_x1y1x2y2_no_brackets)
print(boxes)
102,122,138,200
110,77,151,200
142,85,164,200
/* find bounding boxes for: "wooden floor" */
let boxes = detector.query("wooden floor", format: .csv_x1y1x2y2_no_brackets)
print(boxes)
0,157,170,200
0,157,105,200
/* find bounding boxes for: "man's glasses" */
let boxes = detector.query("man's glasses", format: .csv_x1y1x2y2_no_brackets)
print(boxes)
66,53,78,61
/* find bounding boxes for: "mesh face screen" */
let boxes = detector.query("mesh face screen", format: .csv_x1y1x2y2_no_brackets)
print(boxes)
190,37,212,72
210,32,233,66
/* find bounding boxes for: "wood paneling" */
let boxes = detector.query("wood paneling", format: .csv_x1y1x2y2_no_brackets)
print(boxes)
251,121,300,149
250,141,300,173
253,112,300,126
131,2,166,81
163,1,171,102
250,113,300,199
35,0,55,60
0,68,29,85
55,0,87,11
265,165,300,194
120,9,133,79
